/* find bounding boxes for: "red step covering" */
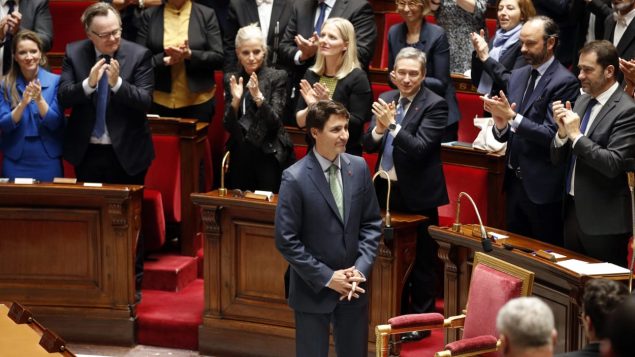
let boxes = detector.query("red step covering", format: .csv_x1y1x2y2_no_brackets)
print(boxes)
142,254,198,292
137,278,204,350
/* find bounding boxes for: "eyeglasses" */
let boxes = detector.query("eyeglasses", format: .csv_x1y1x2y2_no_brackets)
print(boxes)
90,28,122,40
396,0,423,8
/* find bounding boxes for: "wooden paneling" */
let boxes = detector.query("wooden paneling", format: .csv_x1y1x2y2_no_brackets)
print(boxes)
0,183,143,345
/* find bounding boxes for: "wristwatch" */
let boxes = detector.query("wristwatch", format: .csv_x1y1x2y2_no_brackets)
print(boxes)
388,122,397,131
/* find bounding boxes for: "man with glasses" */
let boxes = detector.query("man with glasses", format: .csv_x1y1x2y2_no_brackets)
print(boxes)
58,2,154,300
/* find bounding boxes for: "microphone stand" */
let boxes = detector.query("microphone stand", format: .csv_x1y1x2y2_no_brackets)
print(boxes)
219,151,230,197
451,192,492,252
372,170,393,242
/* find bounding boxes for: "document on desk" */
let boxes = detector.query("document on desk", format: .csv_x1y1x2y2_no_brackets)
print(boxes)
556,259,631,275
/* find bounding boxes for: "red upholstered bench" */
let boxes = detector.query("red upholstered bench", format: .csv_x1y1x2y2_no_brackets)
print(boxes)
49,1,93,54
456,92,484,143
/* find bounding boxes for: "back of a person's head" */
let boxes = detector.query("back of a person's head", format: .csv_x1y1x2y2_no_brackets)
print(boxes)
583,279,628,340
602,295,635,357
497,297,555,352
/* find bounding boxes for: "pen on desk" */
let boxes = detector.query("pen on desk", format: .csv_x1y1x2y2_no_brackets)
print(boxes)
348,281,357,301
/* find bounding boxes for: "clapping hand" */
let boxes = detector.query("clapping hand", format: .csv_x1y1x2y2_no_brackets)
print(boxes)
470,29,489,62
229,75,244,104
480,90,517,130
295,32,319,62
164,40,190,66
22,79,42,103
552,100,580,140
371,98,396,134
245,72,262,99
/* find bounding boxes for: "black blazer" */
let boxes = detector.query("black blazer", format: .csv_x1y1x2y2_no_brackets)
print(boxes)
20,0,53,52
495,60,580,205
223,0,292,72
223,66,294,167
278,0,377,70
296,68,372,156
58,39,155,176
362,88,449,211
387,20,460,126
604,11,635,62
551,89,635,236
137,2,223,94
471,39,526,96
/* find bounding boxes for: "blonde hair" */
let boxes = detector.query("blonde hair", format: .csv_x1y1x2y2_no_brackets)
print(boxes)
310,17,360,80
3,30,48,108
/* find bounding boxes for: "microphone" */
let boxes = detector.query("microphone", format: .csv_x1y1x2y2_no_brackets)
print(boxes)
219,151,230,197
372,170,393,242
452,192,492,252
623,158,635,292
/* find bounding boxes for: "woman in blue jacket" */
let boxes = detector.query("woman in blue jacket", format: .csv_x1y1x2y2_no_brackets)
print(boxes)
0,30,64,181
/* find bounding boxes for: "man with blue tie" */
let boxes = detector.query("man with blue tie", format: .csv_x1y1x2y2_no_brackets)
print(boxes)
363,47,448,342
481,16,580,247
58,3,154,300
275,100,382,357
552,40,635,266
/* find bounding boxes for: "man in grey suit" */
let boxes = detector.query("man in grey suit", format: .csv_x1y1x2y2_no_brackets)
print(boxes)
0,0,53,74
552,40,635,266
275,100,382,357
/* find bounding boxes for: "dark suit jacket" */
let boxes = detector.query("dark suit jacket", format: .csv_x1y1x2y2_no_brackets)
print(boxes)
137,2,223,94
275,150,382,313
223,0,292,72
495,60,580,205
278,0,377,70
362,88,449,211
58,39,155,176
296,68,372,156
223,66,294,167
556,342,600,357
551,89,635,235
388,20,460,126
533,0,577,66
604,12,635,61
19,0,53,52
471,39,526,96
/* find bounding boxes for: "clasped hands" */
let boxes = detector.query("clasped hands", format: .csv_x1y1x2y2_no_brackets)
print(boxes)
480,90,517,131
0,10,21,40
21,79,42,104
163,40,192,66
88,56,120,88
299,79,330,105
327,266,366,301
552,100,581,141
371,98,396,134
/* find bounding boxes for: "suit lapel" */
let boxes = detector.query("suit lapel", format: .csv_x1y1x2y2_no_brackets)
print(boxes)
307,152,344,224
604,18,616,42
401,88,425,128
586,90,620,137
521,60,557,115
329,0,348,18
617,19,635,55
341,154,353,227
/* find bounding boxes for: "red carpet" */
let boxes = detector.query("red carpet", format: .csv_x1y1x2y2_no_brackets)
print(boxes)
136,278,204,350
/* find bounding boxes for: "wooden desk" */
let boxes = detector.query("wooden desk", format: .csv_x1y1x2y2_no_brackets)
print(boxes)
429,225,630,353
0,182,142,345
192,191,425,356
149,116,209,256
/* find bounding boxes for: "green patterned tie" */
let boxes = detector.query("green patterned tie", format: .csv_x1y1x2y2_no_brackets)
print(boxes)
328,164,344,219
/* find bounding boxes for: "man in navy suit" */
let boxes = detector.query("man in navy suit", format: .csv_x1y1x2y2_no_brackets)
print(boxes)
552,40,635,266
482,16,579,246
363,47,448,341
275,100,382,357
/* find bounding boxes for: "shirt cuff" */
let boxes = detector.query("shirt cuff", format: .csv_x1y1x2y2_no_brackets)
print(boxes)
294,50,304,65
371,127,383,142
571,133,583,148
494,123,509,136
82,77,97,96
510,113,523,131
554,133,568,147
111,77,122,93
390,124,402,137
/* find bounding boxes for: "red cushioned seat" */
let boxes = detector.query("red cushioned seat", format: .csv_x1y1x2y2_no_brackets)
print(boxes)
294,145,308,161
63,160,75,178
438,164,488,227
143,189,166,252
49,1,93,54
456,92,484,143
